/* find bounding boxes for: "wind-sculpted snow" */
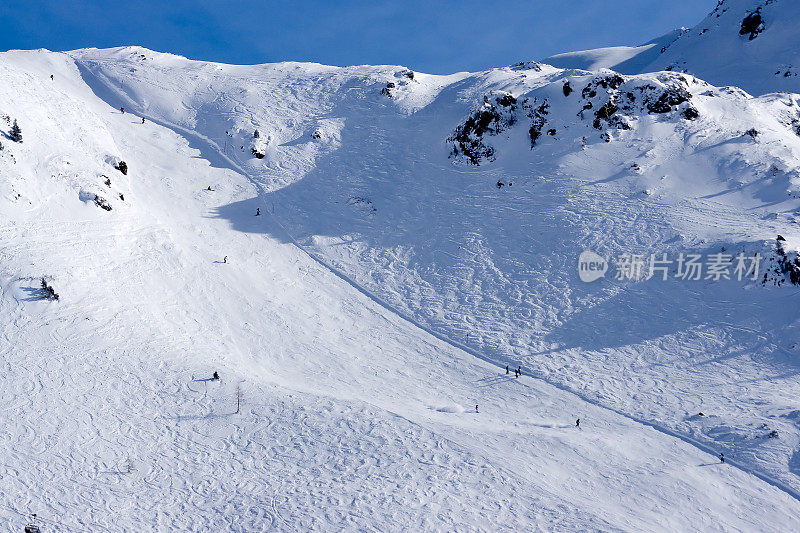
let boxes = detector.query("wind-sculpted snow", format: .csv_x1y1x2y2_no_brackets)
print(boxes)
2,46,800,530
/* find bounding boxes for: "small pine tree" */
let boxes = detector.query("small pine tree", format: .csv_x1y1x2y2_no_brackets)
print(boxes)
9,119,22,143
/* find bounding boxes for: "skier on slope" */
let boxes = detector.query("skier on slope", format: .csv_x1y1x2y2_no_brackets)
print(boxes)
223,256,228,264
142,117,145,124
720,453,725,463
256,208,261,216
506,365,509,374
213,371,219,380
518,366,522,376
476,404,479,413
576,418,580,428
121,107,125,114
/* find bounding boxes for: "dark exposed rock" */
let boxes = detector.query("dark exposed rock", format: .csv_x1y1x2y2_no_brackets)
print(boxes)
596,102,618,120
510,61,543,72
563,82,573,96
94,195,112,211
115,161,128,175
641,84,691,114
527,100,550,147
381,82,396,97
681,106,700,120
448,92,518,165
582,74,625,99
739,9,764,40
496,94,517,107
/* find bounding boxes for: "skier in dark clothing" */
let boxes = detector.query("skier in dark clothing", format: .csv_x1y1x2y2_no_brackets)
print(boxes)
207,186,212,191
121,107,125,114
213,371,219,380
256,208,261,216
576,418,580,428
223,256,227,264
50,74,54,80
720,453,725,463
142,117,145,124
506,365,509,374
476,404,479,413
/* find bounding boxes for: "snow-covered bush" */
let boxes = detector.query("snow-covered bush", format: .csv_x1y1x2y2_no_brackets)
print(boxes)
8,119,22,143
764,235,800,286
40,277,59,301
250,130,268,159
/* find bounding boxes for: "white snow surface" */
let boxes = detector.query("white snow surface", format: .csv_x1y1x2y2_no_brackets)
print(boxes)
638,0,800,96
540,0,800,97
542,39,666,72
1,45,800,531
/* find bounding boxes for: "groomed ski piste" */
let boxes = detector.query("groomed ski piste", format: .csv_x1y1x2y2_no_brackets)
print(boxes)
3,5,800,530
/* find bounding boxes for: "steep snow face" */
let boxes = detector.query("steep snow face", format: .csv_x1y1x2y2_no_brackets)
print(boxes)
4,46,800,530
546,0,800,96
639,0,800,96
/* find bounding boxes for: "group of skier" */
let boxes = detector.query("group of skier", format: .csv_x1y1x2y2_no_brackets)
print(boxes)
505,365,523,378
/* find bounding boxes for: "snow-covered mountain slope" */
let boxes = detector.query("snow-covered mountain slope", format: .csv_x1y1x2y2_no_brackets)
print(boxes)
2,45,800,530
540,0,800,97
639,0,800,96
542,30,682,73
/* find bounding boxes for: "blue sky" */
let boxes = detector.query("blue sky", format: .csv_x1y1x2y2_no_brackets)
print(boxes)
0,1,715,73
